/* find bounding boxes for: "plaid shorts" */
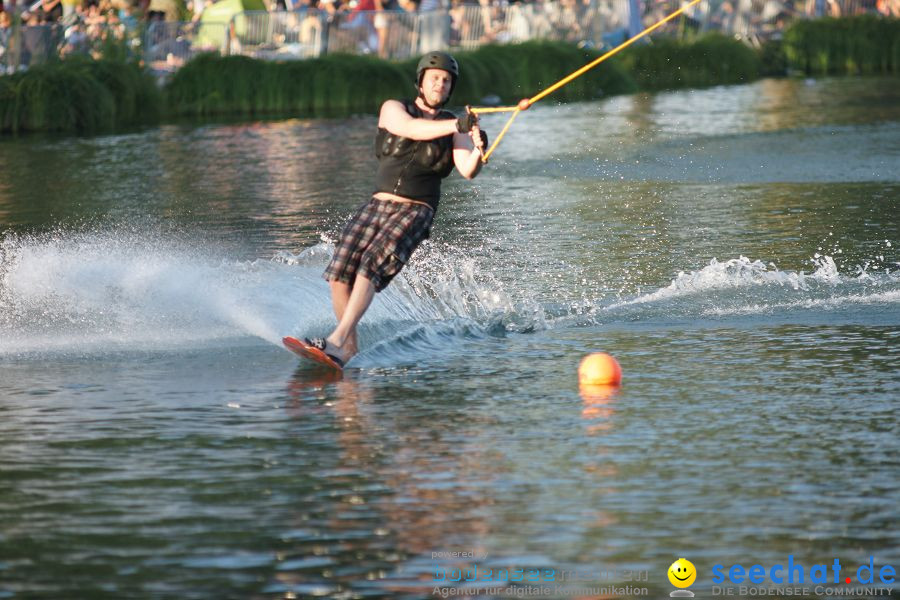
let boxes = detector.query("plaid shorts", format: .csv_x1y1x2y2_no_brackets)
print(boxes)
323,198,434,292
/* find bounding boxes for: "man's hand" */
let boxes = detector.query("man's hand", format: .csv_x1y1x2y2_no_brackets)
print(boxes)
472,127,488,151
456,108,479,133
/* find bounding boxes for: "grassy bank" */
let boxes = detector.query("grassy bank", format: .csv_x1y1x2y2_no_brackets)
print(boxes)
620,33,762,90
0,57,160,134
783,15,900,75
2,16,899,134
169,36,773,120
165,52,410,118
165,41,638,119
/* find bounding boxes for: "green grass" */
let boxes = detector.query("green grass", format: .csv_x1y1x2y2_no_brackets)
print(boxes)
3,18,899,134
620,33,761,91
165,42,636,119
165,52,410,117
783,15,900,75
449,41,637,105
0,56,160,134
759,39,788,77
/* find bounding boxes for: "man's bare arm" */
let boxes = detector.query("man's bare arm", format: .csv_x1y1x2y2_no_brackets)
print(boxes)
378,100,459,141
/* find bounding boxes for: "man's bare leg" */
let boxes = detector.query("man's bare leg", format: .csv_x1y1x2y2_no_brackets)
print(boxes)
328,280,358,357
325,275,376,362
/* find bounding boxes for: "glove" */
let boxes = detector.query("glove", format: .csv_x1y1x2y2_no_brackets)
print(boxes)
456,111,478,133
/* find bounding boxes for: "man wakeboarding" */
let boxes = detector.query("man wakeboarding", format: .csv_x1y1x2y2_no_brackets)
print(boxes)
284,51,487,369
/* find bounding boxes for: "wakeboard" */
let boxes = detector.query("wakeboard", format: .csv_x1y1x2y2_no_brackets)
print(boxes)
282,336,344,372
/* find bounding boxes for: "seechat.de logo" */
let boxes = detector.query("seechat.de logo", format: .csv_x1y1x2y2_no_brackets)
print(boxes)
712,556,896,586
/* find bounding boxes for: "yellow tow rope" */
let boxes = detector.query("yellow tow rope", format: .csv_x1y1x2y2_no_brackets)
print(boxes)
470,0,704,162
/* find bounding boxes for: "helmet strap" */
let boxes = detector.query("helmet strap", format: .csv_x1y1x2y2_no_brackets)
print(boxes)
418,90,446,110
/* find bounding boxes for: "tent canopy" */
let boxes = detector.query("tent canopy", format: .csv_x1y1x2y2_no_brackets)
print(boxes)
196,0,266,49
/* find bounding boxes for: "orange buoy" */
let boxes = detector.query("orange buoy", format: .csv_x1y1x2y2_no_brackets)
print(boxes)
517,98,531,111
578,353,622,386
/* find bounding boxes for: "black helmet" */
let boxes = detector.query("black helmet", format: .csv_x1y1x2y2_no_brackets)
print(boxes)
415,51,459,99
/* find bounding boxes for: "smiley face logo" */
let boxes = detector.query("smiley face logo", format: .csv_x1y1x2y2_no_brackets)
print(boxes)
668,558,696,588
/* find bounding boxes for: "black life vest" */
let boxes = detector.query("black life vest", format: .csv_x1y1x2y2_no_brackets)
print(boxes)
373,99,456,211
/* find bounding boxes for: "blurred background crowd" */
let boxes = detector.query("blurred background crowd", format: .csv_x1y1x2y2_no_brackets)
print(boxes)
1,0,897,73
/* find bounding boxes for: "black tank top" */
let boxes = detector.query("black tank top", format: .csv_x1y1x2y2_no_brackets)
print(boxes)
373,100,456,211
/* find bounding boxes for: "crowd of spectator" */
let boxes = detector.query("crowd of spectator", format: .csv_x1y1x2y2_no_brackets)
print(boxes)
0,0,145,70
230,0,452,58
1,0,897,72
232,0,629,58
205,0,899,61
446,0,627,48
643,0,900,35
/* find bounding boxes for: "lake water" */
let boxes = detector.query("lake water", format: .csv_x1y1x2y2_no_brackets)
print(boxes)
1,76,898,599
